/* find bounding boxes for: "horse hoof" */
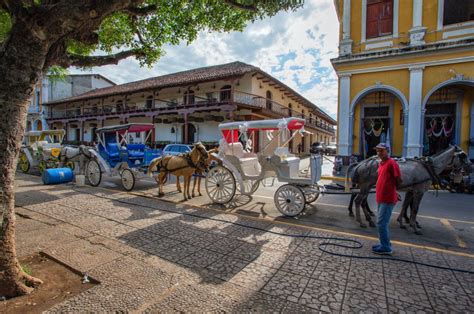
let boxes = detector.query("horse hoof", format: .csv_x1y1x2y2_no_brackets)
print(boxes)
349,212,354,217
359,223,367,228
369,221,376,228
416,222,422,229
192,194,195,198
158,192,165,197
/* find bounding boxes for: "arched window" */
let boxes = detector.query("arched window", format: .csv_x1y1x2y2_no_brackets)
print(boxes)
266,91,272,110
183,90,195,105
220,85,232,102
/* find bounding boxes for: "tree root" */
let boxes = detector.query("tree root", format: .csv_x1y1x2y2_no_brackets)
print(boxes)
22,270,43,288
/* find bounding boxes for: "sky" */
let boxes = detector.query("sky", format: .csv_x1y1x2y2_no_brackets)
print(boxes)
71,0,340,119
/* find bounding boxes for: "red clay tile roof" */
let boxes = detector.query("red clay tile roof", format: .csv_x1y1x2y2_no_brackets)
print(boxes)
46,61,336,124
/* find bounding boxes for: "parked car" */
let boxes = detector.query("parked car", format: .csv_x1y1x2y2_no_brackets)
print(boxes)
162,144,192,156
326,142,337,155
310,142,326,155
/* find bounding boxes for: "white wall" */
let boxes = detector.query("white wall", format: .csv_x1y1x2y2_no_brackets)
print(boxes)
196,122,220,142
155,123,181,143
92,75,115,89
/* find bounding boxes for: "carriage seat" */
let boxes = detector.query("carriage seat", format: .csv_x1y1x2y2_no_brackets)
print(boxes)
32,140,49,150
127,144,145,159
274,147,300,178
106,143,121,159
224,142,261,176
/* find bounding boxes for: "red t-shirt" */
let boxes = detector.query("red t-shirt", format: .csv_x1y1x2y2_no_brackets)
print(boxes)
376,158,401,204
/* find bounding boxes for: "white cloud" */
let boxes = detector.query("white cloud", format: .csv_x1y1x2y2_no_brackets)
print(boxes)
70,0,339,119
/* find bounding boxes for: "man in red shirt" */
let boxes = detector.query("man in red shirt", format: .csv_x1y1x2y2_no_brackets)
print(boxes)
373,143,402,255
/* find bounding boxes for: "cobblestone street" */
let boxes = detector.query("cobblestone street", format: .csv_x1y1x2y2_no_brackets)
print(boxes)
10,173,474,312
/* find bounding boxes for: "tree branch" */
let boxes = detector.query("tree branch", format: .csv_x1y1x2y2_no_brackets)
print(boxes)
66,49,144,67
2,0,22,13
224,0,257,12
122,4,156,16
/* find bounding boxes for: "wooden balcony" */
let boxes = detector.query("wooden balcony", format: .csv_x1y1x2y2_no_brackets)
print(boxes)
45,89,335,133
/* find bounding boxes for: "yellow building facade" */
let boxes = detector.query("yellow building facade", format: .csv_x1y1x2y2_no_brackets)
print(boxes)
332,0,474,161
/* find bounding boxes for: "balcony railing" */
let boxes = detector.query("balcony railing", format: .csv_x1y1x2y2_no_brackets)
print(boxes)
45,89,335,133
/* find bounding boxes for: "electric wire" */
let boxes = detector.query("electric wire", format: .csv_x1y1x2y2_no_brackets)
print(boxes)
73,187,474,275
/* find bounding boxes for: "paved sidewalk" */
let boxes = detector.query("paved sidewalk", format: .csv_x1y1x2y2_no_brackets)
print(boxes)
12,173,474,312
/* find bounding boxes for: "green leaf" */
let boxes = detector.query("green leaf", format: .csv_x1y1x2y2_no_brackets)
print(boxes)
0,10,12,43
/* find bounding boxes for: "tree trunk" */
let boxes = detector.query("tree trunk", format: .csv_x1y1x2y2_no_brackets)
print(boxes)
0,1,140,298
0,21,48,298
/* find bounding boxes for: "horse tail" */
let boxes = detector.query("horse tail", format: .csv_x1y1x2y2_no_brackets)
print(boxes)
344,162,356,192
344,162,360,192
147,157,162,177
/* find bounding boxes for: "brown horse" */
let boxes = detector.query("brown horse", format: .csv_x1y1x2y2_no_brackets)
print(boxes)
172,147,221,197
147,142,208,200
192,147,220,197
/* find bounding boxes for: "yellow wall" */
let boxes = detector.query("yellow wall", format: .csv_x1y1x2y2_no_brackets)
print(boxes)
350,70,409,101
339,0,474,53
422,63,474,96
334,0,474,157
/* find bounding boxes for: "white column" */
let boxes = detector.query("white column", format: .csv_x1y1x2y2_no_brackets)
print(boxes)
339,0,353,56
338,74,351,156
409,0,426,46
406,66,424,158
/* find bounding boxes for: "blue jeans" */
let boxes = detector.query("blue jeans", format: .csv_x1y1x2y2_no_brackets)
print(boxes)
377,203,395,250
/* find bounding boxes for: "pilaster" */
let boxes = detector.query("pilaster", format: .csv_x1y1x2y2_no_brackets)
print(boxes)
409,0,426,46
406,66,424,157
338,74,351,156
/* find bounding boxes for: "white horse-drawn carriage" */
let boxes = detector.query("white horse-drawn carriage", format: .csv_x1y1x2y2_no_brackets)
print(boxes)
205,117,322,217
18,129,66,173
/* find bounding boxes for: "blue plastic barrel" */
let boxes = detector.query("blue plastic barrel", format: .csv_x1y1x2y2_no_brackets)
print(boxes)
42,168,74,185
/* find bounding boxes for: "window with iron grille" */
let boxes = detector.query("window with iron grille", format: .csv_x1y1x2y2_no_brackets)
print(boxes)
366,0,393,39
364,106,389,117
425,103,456,116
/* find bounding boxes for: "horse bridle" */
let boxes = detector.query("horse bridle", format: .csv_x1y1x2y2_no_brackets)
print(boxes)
194,144,208,159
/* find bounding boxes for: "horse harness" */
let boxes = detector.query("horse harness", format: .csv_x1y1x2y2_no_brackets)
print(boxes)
157,146,207,173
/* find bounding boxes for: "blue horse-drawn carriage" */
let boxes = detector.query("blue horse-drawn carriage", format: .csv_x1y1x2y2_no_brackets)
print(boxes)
86,123,162,190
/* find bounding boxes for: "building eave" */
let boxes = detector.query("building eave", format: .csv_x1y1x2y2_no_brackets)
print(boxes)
331,38,474,67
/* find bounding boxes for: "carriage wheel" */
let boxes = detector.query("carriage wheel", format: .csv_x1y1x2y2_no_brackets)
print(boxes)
240,179,260,195
205,165,236,204
121,168,135,191
274,184,306,217
38,160,47,174
303,186,320,204
86,159,102,187
18,152,30,173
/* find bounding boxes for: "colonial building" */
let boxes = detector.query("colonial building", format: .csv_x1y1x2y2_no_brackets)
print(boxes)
44,62,336,153
26,74,115,131
332,0,474,161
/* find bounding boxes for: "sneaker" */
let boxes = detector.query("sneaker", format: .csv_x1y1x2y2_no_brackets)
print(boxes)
372,244,381,250
372,246,393,255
